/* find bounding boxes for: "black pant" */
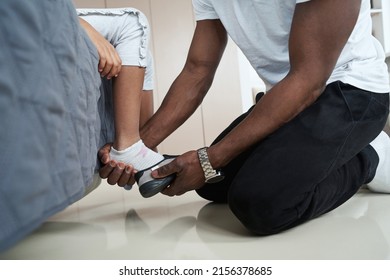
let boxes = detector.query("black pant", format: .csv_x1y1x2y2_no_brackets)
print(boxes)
196,81,389,235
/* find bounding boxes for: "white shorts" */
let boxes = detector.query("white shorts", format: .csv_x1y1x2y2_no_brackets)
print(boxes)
77,8,154,90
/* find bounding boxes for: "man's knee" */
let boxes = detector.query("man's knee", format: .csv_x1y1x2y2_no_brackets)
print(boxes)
196,184,228,203
228,185,297,235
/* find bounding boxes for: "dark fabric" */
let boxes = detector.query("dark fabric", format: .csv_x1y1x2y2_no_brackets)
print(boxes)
196,81,389,235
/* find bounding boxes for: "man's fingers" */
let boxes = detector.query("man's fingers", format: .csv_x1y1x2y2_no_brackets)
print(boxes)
117,165,134,187
152,161,178,179
99,160,116,179
98,143,112,164
161,185,176,197
106,164,126,185
98,143,135,187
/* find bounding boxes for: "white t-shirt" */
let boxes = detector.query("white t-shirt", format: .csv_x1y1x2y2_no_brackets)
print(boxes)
193,0,390,93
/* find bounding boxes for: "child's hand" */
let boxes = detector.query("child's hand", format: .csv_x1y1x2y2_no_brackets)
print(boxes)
79,18,122,79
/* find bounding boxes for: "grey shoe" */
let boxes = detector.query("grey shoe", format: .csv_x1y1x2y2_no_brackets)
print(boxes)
135,155,176,198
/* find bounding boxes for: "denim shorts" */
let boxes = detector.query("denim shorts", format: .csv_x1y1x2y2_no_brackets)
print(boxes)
77,8,154,90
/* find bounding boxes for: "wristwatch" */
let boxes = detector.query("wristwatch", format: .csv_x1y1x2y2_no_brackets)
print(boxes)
197,147,225,183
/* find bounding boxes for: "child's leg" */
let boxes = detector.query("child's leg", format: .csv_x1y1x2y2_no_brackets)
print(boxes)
112,66,144,150
139,89,156,151
110,66,164,171
140,52,155,131
78,9,175,196
110,65,175,198
140,90,155,127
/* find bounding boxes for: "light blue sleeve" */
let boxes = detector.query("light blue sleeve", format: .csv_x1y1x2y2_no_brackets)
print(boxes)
192,0,220,21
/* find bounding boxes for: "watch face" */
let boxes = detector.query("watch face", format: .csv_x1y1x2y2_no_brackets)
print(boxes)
206,174,225,184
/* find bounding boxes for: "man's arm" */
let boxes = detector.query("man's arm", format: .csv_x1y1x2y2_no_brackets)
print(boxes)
140,19,228,149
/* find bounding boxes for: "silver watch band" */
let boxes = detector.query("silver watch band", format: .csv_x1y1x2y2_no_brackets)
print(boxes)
197,147,218,180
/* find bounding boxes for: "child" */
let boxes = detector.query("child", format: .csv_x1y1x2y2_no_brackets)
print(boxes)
78,8,174,197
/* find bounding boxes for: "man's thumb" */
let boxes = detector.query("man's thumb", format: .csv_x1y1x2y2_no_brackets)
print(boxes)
151,162,174,178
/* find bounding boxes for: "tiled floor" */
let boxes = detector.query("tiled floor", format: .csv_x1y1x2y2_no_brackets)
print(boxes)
1,179,390,260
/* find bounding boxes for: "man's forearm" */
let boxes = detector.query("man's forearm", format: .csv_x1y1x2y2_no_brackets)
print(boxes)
140,67,213,149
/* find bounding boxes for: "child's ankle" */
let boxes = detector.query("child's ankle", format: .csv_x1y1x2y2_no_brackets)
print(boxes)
113,137,141,151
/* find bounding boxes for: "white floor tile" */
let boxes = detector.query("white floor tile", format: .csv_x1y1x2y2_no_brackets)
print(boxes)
1,181,390,260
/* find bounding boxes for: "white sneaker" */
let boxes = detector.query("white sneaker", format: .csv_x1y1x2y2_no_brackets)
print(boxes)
366,131,390,193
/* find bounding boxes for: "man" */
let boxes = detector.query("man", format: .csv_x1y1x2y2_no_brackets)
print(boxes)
99,0,390,235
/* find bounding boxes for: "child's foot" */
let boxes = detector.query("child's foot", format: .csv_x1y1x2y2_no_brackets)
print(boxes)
110,139,164,170
110,140,174,197
366,131,390,193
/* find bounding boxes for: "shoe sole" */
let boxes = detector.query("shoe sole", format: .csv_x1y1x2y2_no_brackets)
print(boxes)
135,155,176,198
137,173,175,198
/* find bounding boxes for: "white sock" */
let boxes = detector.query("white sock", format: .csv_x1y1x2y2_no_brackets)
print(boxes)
109,140,164,171
367,131,390,193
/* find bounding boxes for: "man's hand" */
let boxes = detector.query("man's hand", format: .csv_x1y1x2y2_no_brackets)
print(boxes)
152,151,206,196
98,144,206,195
79,18,122,79
98,143,136,187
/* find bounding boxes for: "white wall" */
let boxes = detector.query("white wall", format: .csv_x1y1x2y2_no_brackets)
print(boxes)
237,49,266,112
372,0,390,55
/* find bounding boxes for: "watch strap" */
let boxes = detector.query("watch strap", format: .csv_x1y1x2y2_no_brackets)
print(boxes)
197,147,222,182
